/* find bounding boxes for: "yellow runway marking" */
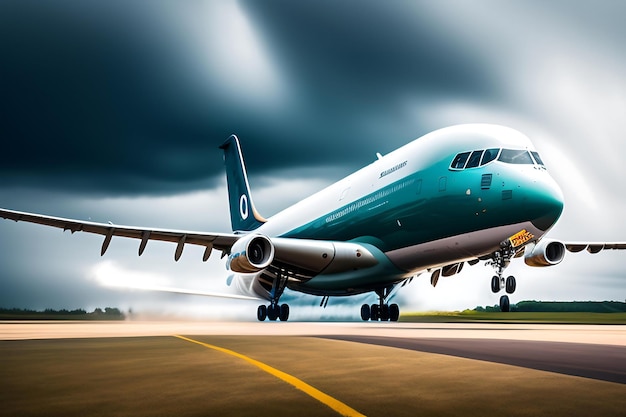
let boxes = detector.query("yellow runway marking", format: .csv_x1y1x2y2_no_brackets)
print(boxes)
174,335,366,417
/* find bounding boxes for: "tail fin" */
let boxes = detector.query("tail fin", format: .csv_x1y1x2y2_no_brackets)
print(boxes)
220,135,266,232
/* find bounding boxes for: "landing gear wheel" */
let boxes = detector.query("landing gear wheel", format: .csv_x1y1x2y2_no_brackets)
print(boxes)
267,304,279,321
389,304,400,322
257,305,267,321
499,295,510,312
370,304,380,321
360,304,371,321
505,276,516,294
279,304,290,321
491,275,501,293
380,304,390,321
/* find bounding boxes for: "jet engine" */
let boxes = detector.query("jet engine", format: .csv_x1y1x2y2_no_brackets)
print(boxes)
524,239,566,267
227,234,275,273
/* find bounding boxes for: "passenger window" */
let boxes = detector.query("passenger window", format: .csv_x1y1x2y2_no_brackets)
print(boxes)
466,150,483,168
450,152,470,169
480,148,499,166
498,149,534,164
531,151,545,165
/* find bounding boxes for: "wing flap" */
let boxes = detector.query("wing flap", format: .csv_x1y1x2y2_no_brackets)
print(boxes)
565,242,626,254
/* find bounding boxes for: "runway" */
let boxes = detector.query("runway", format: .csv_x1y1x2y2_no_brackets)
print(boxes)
1,321,625,416
2,320,625,345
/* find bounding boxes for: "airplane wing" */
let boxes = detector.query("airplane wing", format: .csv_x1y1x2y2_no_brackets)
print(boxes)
564,242,626,254
0,208,239,261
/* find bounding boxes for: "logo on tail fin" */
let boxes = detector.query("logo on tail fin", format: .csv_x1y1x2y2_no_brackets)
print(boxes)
220,135,266,232
239,194,249,220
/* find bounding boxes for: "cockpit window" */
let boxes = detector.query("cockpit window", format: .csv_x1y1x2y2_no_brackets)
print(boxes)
531,151,544,165
451,152,470,169
498,149,534,164
481,148,499,166
466,150,483,168
451,147,543,171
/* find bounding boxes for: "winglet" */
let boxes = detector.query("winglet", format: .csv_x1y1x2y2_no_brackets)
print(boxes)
220,135,266,232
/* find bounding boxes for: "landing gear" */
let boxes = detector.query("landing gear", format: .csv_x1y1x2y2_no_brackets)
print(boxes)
487,245,518,312
257,305,267,321
279,304,290,321
389,303,400,321
257,272,290,322
267,304,279,321
490,275,501,293
499,295,510,312
491,275,516,294
257,302,290,321
360,304,371,321
361,287,400,322
505,276,516,294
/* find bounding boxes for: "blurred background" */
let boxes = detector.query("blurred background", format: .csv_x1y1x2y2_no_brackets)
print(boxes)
1,0,624,319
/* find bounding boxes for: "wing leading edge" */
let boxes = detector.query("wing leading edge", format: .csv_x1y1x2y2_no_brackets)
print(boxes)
0,208,239,261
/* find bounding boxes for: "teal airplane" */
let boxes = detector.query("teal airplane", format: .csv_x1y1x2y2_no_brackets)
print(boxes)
1,124,624,321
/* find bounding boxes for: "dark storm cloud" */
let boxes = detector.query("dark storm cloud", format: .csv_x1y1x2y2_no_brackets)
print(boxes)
0,1,234,194
0,0,496,195
243,0,491,102
239,0,497,164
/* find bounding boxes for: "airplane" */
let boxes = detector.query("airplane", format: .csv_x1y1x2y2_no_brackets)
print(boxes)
1,124,624,321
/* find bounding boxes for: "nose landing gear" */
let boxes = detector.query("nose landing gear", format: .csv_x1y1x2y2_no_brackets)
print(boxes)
487,244,518,312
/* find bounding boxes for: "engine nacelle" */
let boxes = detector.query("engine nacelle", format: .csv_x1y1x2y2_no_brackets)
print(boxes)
524,239,566,267
227,234,275,273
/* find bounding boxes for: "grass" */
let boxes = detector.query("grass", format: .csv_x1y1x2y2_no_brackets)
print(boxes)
400,310,626,324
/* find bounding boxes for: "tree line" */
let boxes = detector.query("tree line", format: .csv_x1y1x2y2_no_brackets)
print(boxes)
0,307,125,320
475,301,626,313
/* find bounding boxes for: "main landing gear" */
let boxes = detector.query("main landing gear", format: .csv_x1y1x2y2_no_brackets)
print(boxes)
487,246,517,312
257,272,290,322
257,303,290,321
360,287,400,321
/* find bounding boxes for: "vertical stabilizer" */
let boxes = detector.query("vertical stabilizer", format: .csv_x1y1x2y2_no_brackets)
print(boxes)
220,135,266,232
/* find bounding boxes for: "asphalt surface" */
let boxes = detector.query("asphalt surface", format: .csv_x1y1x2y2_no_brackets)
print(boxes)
2,322,625,416
323,335,626,384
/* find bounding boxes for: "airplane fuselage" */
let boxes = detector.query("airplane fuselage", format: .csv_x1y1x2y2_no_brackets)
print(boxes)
233,124,564,299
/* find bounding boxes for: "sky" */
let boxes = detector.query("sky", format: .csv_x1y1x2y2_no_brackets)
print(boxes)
1,0,625,320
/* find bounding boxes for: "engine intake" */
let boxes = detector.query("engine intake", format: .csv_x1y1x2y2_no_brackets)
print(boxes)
524,239,566,267
227,234,275,273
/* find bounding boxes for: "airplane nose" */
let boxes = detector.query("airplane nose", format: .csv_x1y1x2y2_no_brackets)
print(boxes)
528,176,564,231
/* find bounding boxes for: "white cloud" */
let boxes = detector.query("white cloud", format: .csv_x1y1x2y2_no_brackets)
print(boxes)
164,1,288,109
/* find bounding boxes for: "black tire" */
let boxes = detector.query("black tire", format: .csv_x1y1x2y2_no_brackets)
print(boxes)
389,304,400,322
370,304,380,321
279,304,290,321
267,304,278,321
491,275,501,293
505,276,516,294
499,295,510,312
257,305,267,321
380,304,390,321
360,304,371,321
